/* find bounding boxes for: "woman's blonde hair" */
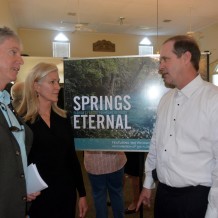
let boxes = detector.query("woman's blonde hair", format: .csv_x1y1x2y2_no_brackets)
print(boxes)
18,62,67,123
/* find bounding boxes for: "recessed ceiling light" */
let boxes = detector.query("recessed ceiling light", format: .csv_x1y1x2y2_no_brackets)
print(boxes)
140,26,150,30
139,26,157,30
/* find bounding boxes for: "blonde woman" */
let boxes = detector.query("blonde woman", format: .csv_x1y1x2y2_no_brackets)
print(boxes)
18,62,88,218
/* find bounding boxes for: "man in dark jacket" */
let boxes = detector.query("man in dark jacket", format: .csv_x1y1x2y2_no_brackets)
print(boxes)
0,26,39,218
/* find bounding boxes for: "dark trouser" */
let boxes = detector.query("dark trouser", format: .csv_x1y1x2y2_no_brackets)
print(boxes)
154,182,210,218
88,168,125,218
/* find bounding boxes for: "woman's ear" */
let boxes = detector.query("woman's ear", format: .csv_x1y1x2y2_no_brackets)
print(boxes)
33,81,39,92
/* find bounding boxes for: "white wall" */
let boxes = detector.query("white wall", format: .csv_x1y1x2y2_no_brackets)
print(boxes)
0,0,17,31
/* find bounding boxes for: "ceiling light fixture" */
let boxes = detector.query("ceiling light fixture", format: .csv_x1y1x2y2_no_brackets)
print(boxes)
119,17,125,25
187,7,194,37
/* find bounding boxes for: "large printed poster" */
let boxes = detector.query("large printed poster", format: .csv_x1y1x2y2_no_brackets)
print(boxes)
64,56,168,151
64,55,207,151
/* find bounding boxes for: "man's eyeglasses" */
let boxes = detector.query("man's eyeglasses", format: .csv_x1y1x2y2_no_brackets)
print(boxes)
0,102,23,132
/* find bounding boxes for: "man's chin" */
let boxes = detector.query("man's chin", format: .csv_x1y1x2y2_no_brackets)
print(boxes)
163,80,175,89
11,73,18,81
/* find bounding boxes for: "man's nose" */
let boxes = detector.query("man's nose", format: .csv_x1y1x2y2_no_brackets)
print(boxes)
18,55,24,65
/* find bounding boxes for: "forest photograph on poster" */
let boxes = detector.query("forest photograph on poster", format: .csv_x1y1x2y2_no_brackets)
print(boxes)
64,56,168,151
64,54,207,151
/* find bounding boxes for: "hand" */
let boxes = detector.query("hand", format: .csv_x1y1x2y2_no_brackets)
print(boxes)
78,196,88,218
27,191,40,202
136,188,152,212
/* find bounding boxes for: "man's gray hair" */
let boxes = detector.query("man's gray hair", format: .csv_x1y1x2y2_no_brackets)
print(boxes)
0,26,20,45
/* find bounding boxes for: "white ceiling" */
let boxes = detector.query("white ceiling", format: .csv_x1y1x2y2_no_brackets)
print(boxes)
7,0,218,36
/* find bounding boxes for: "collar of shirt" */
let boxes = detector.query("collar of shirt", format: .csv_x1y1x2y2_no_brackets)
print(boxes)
175,74,203,99
0,90,11,105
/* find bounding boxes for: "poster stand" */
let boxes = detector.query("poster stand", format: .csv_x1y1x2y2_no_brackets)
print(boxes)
139,152,145,218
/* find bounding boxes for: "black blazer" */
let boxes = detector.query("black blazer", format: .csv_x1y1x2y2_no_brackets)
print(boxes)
0,110,33,218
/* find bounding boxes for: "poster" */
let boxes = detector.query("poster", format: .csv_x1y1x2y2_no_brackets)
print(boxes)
64,54,208,151
64,55,167,151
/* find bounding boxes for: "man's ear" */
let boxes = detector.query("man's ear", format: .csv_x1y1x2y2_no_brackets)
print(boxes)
183,51,192,63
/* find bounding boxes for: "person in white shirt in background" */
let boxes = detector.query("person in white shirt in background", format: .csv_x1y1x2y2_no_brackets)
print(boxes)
11,81,24,110
136,35,218,218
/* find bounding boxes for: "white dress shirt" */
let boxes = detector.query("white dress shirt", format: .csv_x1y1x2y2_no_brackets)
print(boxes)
143,75,218,217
